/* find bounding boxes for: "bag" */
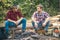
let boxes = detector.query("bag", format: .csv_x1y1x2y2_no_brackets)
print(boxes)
0,27,8,40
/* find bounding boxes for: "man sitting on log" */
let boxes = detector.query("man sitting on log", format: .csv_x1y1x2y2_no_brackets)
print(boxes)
5,5,26,36
31,4,50,33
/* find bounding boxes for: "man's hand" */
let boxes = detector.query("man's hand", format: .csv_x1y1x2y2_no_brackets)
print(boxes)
14,21,18,25
8,19,18,25
42,17,50,27
42,23,46,27
36,21,39,23
17,17,23,24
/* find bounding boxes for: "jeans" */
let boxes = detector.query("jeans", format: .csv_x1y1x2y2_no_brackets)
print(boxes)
32,21,50,31
5,18,26,34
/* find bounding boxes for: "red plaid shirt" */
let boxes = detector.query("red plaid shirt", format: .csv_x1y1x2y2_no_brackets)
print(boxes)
5,11,23,21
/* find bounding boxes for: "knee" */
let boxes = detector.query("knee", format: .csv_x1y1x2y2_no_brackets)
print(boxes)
31,21,35,26
47,21,50,24
46,21,50,26
48,21,50,23
5,20,9,24
32,21,35,24
22,18,26,22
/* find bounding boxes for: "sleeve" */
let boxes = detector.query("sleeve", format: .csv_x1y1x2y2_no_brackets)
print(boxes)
17,12,23,18
44,12,50,18
5,12,11,20
32,12,37,19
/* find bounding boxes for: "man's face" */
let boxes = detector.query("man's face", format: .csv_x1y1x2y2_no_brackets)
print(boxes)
37,7,42,12
12,7,17,12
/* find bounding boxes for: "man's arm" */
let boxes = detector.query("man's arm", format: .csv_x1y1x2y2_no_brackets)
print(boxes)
6,11,16,24
32,12,36,22
17,11,23,18
32,17,37,23
17,17,23,23
8,19,16,24
17,11,24,23
43,12,50,26
43,17,50,24
32,12,39,23
44,12,50,24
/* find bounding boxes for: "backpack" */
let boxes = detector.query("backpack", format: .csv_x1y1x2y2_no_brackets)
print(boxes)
0,27,8,40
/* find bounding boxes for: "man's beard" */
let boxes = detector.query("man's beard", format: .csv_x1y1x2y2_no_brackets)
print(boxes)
38,11,41,13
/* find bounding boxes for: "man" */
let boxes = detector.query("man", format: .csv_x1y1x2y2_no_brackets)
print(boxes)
5,5,26,35
32,4,50,32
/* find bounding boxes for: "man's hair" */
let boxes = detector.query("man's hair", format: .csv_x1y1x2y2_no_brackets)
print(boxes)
12,5,17,9
9,6,17,10
37,4,43,9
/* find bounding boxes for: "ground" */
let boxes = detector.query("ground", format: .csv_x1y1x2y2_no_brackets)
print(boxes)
0,15,60,40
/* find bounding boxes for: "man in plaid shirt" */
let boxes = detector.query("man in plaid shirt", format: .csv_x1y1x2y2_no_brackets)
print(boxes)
32,4,50,32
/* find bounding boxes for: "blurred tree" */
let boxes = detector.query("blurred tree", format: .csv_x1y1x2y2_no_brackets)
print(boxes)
0,0,59,22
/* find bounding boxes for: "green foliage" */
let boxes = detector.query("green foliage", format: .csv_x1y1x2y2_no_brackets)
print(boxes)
0,0,59,22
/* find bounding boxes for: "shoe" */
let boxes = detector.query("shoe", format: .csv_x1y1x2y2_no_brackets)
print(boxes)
8,35,12,39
